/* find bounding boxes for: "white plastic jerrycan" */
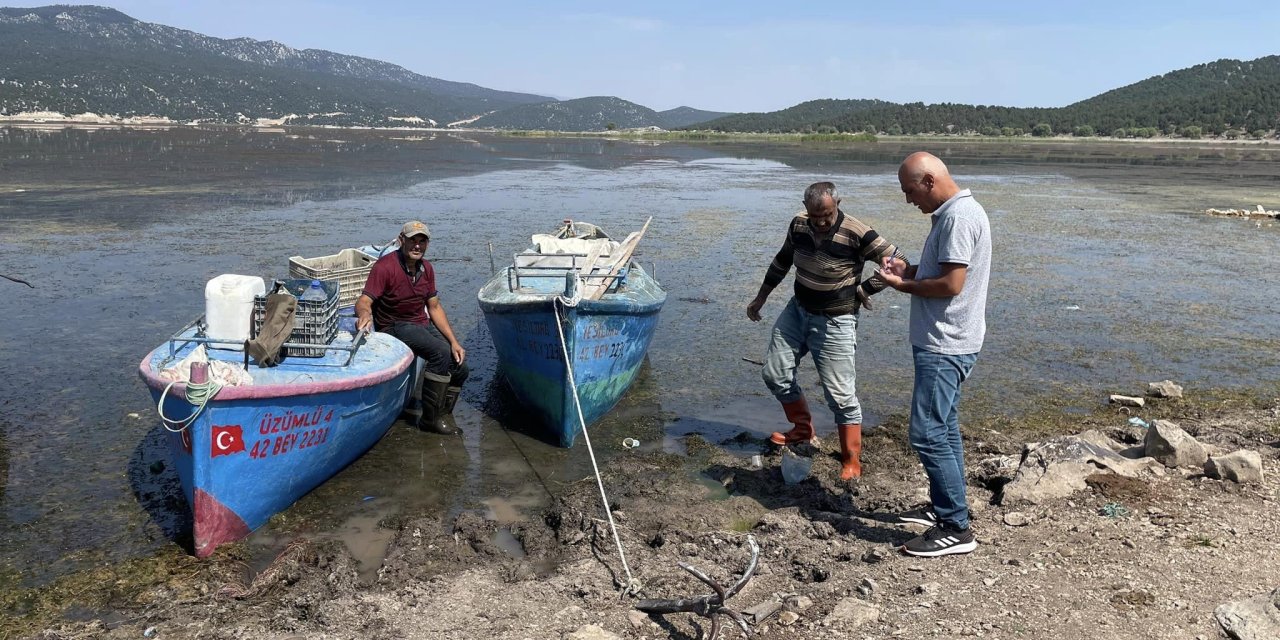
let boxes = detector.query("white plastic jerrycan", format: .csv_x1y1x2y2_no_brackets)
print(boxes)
204,274,266,345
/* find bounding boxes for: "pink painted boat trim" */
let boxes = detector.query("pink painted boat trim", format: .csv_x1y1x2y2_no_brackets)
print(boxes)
193,488,252,558
137,351,414,401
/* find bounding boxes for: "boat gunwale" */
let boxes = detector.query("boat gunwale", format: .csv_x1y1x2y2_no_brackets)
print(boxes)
138,342,415,401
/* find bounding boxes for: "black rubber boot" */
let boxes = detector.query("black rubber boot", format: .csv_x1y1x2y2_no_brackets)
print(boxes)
443,385,462,414
418,377,460,435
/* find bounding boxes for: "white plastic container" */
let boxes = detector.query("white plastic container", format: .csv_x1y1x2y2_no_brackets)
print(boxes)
205,274,266,345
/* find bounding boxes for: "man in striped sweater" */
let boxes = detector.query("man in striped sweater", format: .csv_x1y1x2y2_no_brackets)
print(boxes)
747,181,904,480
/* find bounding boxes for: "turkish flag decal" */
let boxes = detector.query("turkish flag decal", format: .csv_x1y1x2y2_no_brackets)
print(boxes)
211,425,246,458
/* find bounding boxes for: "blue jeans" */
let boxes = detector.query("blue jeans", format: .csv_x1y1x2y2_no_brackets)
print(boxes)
909,346,978,529
761,298,861,425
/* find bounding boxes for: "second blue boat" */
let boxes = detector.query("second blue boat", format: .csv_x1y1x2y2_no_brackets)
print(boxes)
478,219,665,447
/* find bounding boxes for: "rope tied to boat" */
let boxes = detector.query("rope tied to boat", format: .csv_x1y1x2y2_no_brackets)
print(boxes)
556,270,584,308
156,379,223,432
552,295,640,597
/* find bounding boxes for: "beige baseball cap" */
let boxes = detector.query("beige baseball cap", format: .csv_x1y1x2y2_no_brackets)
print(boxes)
400,220,430,239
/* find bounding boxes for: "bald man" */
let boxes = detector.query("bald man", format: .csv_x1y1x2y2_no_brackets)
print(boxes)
878,152,991,557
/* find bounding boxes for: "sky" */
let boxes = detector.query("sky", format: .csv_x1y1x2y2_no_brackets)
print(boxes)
6,1,1280,113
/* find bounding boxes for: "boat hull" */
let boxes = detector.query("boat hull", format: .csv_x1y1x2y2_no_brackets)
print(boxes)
139,332,413,557
480,266,664,447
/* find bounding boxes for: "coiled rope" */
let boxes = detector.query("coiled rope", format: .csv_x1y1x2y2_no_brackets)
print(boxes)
156,379,223,432
553,278,641,596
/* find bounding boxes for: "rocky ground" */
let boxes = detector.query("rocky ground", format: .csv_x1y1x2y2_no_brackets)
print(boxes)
13,388,1280,640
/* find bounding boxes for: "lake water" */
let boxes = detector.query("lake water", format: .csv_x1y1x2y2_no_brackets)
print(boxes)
1,127,1278,584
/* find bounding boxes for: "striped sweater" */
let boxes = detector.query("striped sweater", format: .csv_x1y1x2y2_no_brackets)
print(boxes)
762,209,904,315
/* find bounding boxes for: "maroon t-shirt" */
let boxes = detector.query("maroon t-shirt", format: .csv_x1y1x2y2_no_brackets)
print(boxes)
362,251,436,330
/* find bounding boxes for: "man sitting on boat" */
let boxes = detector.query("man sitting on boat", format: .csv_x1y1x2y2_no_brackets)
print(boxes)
746,181,906,480
355,221,469,435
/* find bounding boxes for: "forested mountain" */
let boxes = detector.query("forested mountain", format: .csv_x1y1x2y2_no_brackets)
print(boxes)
469,97,657,131
0,5,551,126
655,106,733,129
469,100,730,131
699,99,895,132
696,57,1280,137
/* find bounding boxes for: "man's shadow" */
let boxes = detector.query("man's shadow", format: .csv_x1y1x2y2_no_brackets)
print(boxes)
688,419,913,546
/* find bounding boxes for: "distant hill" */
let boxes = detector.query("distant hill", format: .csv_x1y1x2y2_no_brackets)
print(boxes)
655,106,733,129
0,5,552,126
3,6,1276,137
470,99,732,131
690,57,1280,137
698,99,895,132
470,96,653,131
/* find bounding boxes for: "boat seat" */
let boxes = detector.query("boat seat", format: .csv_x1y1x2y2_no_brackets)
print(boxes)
524,236,621,271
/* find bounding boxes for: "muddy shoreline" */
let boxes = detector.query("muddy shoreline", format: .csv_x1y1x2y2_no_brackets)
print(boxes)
6,384,1278,640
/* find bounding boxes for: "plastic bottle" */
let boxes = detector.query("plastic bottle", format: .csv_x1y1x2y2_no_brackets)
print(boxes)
300,279,327,303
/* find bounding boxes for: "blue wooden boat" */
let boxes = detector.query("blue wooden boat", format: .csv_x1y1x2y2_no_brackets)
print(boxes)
138,320,414,557
478,219,665,447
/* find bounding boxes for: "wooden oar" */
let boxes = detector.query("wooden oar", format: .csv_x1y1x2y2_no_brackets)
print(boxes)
585,216,652,301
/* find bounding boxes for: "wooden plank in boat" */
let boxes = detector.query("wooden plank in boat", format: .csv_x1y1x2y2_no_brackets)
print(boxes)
584,217,652,301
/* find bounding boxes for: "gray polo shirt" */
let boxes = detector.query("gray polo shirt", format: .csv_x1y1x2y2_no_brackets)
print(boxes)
909,189,991,355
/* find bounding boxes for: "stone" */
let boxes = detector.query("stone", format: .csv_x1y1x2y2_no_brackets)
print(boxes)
1109,394,1146,408
777,611,800,626
1205,450,1265,485
857,577,878,598
1214,586,1280,640
741,601,783,625
1147,380,1184,398
1075,429,1127,452
1145,420,1208,469
626,611,648,629
784,594,813,611
564,624,622,640
823,598,881,629
917,582,942,596
861,548,888,564
1001,436,1158,504
1003,511,1033,527
969,455,1019,486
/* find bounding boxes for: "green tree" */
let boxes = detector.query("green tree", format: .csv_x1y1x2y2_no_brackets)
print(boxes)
605,122,617,131
862,124,877,134
887,124,903,135
1181,126,1202,139
1251,129,1267,139
1112,128,1127,138
1031,123,1053,137
1224,129,1240,139
1073,125,1095,137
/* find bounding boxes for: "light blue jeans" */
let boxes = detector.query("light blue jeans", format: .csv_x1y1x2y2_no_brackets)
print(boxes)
762,298,861,425
909,346,979,530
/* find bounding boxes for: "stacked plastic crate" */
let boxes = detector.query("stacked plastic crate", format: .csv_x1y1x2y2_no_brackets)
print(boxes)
252,279,339,357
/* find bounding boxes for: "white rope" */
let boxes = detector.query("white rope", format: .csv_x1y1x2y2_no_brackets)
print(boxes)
556,270,583,307
552,293,640,596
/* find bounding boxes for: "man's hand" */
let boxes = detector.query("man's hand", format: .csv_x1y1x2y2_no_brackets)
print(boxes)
746,295,767,322
878,256,907,290
855,287,873,311
451,341,466,365
356,313,373,333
